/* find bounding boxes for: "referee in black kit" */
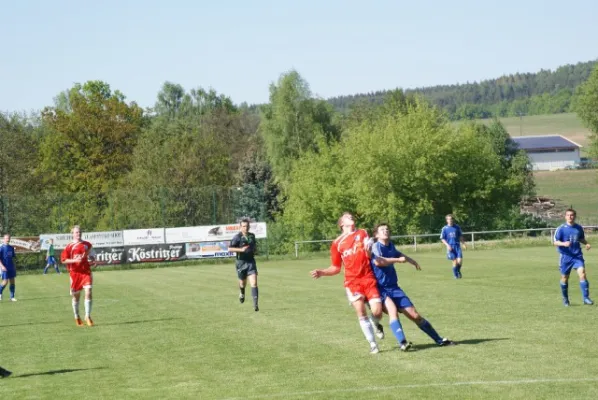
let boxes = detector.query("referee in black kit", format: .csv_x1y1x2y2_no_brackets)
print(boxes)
228,218,260,311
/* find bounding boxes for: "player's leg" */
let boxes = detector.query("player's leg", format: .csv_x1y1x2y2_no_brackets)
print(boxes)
448,250,459,279
349,296,379,354
0,272,7,300
51,257,60,274
401,305,455,346
8,277,16,301
248,268,259,312
366,301,385,339
84,286,94,326
384,296,410,350
43,260,50,274
72,291,84,326
576,266,593,305
236,261,247,304
560,257,572,306
455,246,463,278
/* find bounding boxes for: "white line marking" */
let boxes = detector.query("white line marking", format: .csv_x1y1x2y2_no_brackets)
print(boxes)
219,377,598,400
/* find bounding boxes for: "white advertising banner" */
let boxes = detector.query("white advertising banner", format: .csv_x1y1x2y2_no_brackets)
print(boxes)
185,241,234,259
200,222,268,241
165,226,207,244
122,228,166,245
40,230,125,250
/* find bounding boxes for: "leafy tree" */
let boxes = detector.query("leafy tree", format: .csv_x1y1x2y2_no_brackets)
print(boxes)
38,81,144,229
574,64,598,159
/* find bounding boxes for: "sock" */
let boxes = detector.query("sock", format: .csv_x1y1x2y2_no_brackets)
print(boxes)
44,265,50,274
251,287,258,307
358,316,376,345
0,284,5,295
560,282,569,300
84,299,92,318
457,263,462,275
9,284,15,299
580,280,590,299
389,319,407,344
239,285,246,297
72,299,80,318
452,266,459,278
418,319,443,344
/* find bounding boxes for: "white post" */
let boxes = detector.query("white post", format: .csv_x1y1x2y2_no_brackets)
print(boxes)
471,233,475,249
295,242,299,259
550,229,554,242
414,235,417,252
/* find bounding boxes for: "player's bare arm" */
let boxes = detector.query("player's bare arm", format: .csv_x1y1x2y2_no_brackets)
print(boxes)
460,237,467,249
228,246,249,253
441,239,452,251
553,240,571,247
579,239,591,250
310,265,341,279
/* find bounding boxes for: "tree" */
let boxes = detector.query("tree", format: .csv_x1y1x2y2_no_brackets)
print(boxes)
574,64,598,159
260,70,340,188
38,81,144,229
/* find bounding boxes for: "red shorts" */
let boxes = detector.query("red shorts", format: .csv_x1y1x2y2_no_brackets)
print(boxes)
345,278,381,304
70,272,93,294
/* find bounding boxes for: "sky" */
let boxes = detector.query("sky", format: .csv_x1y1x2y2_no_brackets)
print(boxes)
1,0,597,112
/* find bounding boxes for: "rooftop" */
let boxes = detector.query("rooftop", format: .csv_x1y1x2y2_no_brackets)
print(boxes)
511,135,582,151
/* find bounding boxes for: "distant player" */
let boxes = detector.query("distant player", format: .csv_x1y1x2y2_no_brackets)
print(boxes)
440,214,466,278
228,219,260,311
0,234,18,301
310,212,383,354
553,209,593,306
43,239,61,274
60,226,95,326
371,223,456,349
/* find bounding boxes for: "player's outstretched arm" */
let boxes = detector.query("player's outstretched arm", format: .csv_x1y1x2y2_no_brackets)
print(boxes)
553,240,571,247
402,255,422,270
310,265,341,279
228,246,249,253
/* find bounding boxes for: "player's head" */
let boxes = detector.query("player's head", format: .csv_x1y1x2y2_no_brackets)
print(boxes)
2,234,9,244
239,218,250,234
445,214,454,226
49,239,54,244
565,209,576,224
337,212,356,232
72,225,82,242
374,223,390,241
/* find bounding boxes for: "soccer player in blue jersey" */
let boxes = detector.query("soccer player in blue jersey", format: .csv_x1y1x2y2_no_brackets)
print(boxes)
553,209,593,306
0,234,17,301
440,214,466,279
371,223,455,349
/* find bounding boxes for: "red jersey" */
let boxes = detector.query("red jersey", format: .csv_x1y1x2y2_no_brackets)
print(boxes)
61,240,93,274
330,229,376,285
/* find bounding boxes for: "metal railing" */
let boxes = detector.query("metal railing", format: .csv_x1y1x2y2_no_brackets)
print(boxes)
293,226,598,258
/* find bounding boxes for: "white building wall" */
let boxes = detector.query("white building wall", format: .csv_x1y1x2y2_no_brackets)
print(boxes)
528,149,580,171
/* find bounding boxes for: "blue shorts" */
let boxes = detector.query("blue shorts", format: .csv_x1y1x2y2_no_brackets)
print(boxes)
559,255,585,276
1,269,16,280
380,287,414,310
447,246,462,260
47,256,56,264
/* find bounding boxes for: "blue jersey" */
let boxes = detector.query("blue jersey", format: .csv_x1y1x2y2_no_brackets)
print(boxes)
0,244,16,270
554,223,585,258
440,224,462,247
370,241,403,289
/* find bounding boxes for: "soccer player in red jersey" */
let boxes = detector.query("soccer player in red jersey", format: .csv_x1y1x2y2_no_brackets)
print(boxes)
310,212,383,354
60,225,95,327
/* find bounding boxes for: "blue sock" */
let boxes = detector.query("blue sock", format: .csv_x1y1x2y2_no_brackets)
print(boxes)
560,282,569,300
580,280,590,299
418,319,443,344
9,284,15,298
389,319,407,344
0,284,5,295
452,266,459,278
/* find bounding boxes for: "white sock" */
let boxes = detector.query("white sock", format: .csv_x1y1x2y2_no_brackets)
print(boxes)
72,299,80,318
84,299,92,318
359,317,376,344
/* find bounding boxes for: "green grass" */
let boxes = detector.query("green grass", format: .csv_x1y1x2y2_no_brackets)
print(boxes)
2,246,598,399
534,169,598,224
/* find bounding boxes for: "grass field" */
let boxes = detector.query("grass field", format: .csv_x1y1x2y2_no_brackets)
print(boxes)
534,169,598,224
1,246,598,399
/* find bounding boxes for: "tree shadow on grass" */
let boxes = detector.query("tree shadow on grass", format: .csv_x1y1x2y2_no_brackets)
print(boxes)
413,337,510,351
15,367,106,378
99,317,183,326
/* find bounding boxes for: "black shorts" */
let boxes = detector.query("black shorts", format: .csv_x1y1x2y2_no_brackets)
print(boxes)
236,260,258,280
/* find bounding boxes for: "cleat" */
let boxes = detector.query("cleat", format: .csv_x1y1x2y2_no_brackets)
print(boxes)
374,323,385,340
563,298,570,307
439,338,457,346
0,367,12,378
370,344,380,354
0,294,3,301
254,305,259,312
583,298,594,305
75,318,84,326
399,341,413,352
9,298,16,302
239,294,245,304
85,317,94,327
